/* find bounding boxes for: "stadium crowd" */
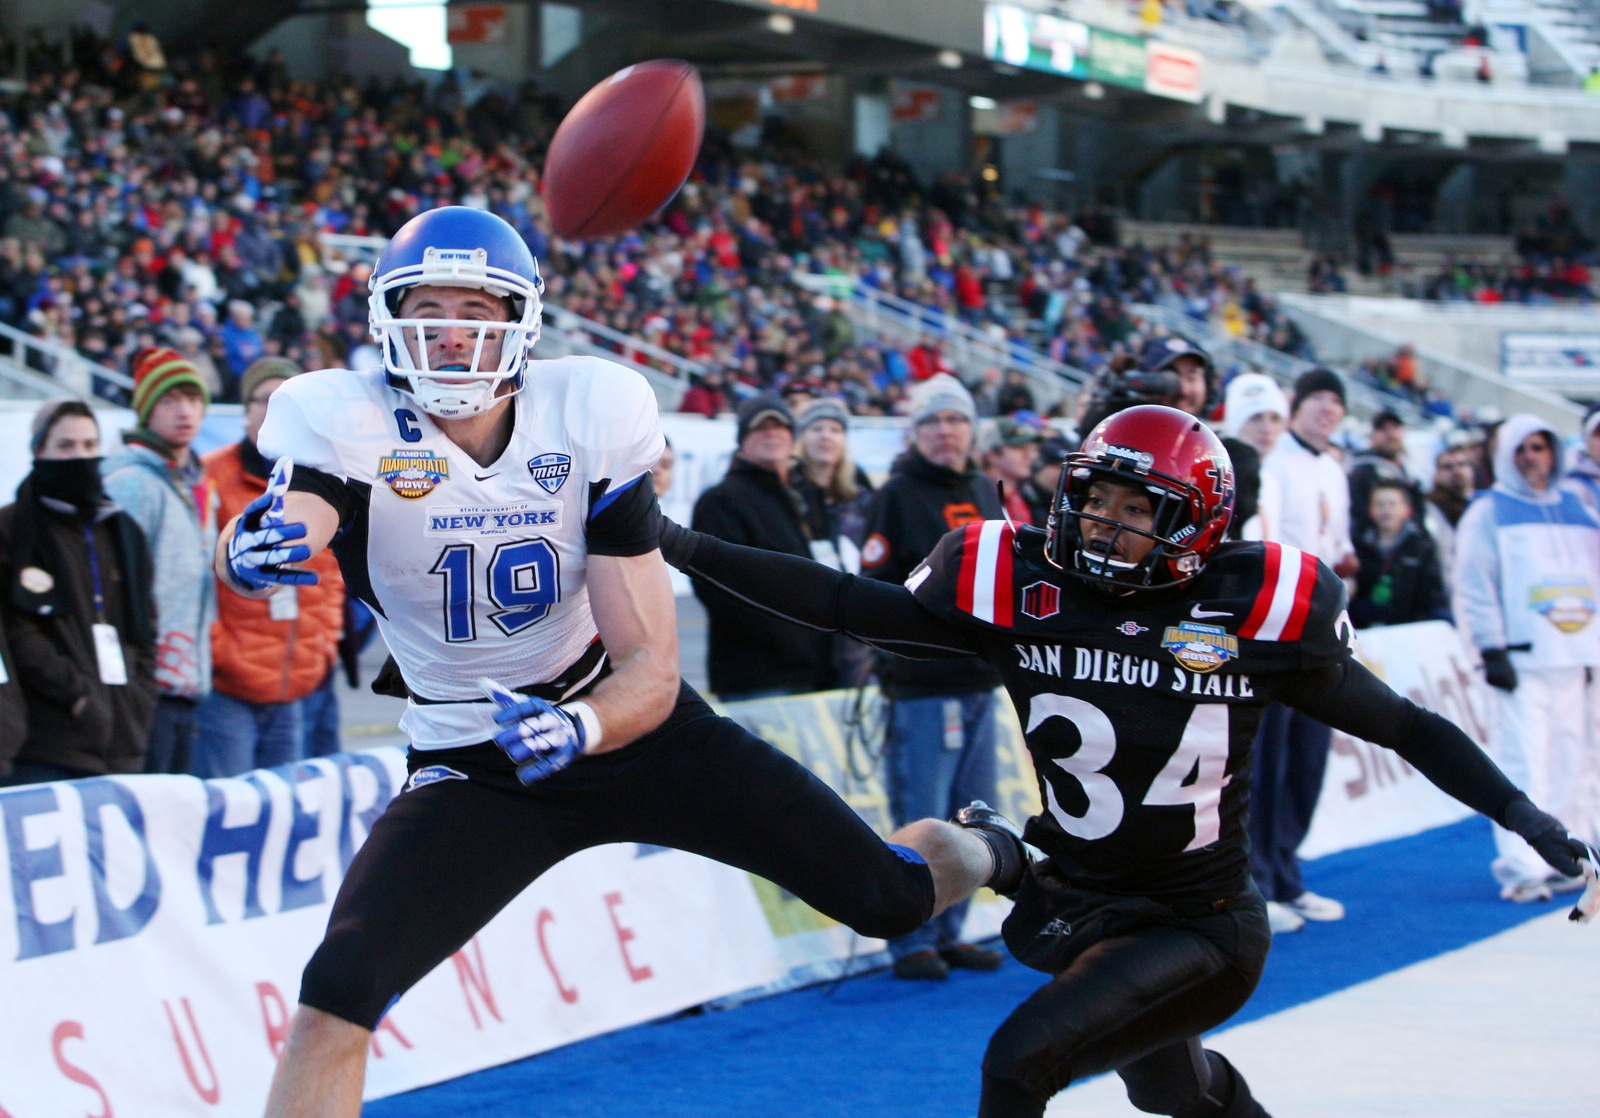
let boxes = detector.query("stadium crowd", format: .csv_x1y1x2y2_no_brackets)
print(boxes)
4,28,1560,432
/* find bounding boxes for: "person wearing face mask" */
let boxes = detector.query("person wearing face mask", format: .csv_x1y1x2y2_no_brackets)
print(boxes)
0,400,158,784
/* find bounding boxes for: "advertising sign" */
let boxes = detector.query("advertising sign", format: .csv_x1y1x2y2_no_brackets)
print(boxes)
1500,332,1600,385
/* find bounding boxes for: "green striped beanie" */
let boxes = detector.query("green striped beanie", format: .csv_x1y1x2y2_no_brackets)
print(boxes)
130,346,210,426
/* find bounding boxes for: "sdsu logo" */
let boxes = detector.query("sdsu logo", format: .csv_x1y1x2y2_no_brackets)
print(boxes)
528,453,572,495
1020,581,1061,621
378,449,449,499
1161,621,1238,673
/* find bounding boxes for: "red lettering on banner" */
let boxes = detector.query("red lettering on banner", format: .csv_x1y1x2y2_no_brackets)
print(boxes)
164,997,221,1105
52,1021,114,1118
451,937,504,1029
536,907,579,1004
257,982,291,1059
603,891,654,983
369,1017,414,1059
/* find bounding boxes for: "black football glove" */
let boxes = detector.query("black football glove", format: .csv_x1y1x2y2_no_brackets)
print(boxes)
656,514,699,570
1501,796,1586,879
1480,647,1518,692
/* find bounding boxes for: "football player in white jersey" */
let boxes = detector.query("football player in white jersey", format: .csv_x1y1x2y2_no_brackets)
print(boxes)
216,207,1026,1117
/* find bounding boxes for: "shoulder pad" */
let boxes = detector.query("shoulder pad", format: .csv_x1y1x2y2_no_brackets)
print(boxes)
908,520,1017,627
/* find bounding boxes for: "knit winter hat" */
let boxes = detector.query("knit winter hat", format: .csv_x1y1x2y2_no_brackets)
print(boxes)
239,356,303,406
735,393,794,444
1223,373,1290,438
796,397,850,434
130,346,210,426
1290,367,1346,415
909,373,976,426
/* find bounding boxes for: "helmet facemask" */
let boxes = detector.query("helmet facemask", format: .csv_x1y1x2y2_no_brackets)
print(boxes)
1046,458,1206,590
369,246,544,419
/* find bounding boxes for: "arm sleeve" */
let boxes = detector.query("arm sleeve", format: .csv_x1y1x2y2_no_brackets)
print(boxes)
1265,657,1521,821
582,362,666,558
674,530,980,660
1450,498,1505,650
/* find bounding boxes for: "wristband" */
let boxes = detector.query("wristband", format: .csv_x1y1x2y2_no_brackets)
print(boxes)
560,700,602,752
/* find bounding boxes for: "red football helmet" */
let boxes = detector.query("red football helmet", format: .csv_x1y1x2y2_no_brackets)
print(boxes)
1046,405,1235,589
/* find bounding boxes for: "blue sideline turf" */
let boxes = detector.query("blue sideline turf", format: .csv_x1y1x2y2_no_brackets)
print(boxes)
365,817,1569,1118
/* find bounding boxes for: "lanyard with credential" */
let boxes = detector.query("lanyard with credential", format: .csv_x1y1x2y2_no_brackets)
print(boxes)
83,523,107,623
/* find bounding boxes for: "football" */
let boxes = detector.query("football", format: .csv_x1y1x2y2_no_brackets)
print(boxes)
541,59,705,240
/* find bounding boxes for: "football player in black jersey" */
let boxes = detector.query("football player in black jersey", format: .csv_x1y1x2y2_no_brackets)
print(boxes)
658,404,1593,1118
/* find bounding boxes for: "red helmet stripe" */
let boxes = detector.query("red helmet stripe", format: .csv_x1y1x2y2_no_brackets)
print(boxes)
1279,550,1321,642
1238,542,1283,638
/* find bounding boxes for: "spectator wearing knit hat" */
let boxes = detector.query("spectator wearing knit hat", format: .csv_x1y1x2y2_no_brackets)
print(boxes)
690,394,837,700
1251,366,1356,935
791,397,876,686
102,346,219,774
1223,373,1290,541
860,373,1006,980
197,358,345,777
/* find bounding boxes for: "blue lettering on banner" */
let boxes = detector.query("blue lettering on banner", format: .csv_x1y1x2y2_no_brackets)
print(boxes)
196,776,272,926
2,785,74,960
336,752,394,874
78,779,161,946
280,763,328,913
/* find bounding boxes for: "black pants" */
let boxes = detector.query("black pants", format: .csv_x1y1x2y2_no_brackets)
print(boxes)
981,890,1271,1118
300,682,936,1029
1248,702,1333,902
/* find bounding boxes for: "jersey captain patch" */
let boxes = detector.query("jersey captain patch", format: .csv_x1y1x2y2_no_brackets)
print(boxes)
379,449,449,499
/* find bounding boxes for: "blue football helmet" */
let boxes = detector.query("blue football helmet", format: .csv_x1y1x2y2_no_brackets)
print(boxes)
368,206,545,418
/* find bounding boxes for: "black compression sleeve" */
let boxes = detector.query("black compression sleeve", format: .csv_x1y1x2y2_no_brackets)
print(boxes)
588,473,660,557
1268,658,1521,821
288,464,361,529
678,532,979,660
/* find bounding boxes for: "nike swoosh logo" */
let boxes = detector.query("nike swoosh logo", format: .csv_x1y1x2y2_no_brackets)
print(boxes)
475,472,500,481
1190,605,1232,619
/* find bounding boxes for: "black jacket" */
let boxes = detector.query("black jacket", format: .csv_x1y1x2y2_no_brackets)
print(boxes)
691,457,836,698
860,450,1003,698
0,499,159,776
0,602,24,778
1350,520,1450,629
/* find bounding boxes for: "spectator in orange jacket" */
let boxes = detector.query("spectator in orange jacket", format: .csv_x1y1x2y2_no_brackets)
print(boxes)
195,358,344,776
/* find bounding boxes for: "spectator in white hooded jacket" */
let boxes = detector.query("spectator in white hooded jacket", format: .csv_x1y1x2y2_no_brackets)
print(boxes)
1454,413,1600,902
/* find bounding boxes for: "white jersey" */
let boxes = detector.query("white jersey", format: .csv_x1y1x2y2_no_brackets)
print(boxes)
258,358,665,749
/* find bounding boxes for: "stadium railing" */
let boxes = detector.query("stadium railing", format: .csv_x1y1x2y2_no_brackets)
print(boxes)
791,271,1091,411
0,321,134,403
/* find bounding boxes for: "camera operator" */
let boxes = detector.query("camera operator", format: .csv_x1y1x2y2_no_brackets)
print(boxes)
1076,337,1261,535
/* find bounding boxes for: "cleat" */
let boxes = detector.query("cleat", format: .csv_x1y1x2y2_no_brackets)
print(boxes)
955,801,1032,897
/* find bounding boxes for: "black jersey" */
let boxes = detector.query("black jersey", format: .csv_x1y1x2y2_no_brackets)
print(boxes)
907,521,1354,902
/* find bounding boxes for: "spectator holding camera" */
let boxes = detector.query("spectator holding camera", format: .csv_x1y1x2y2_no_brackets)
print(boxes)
0,400,158,784
1454,414,1600,902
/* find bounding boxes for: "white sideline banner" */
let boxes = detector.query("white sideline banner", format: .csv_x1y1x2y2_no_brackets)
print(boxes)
1300,621,1481,860
0,750,783,1116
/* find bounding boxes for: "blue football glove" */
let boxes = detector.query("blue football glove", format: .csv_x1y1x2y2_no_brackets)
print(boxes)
480,677,585,784
226,457,317,593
